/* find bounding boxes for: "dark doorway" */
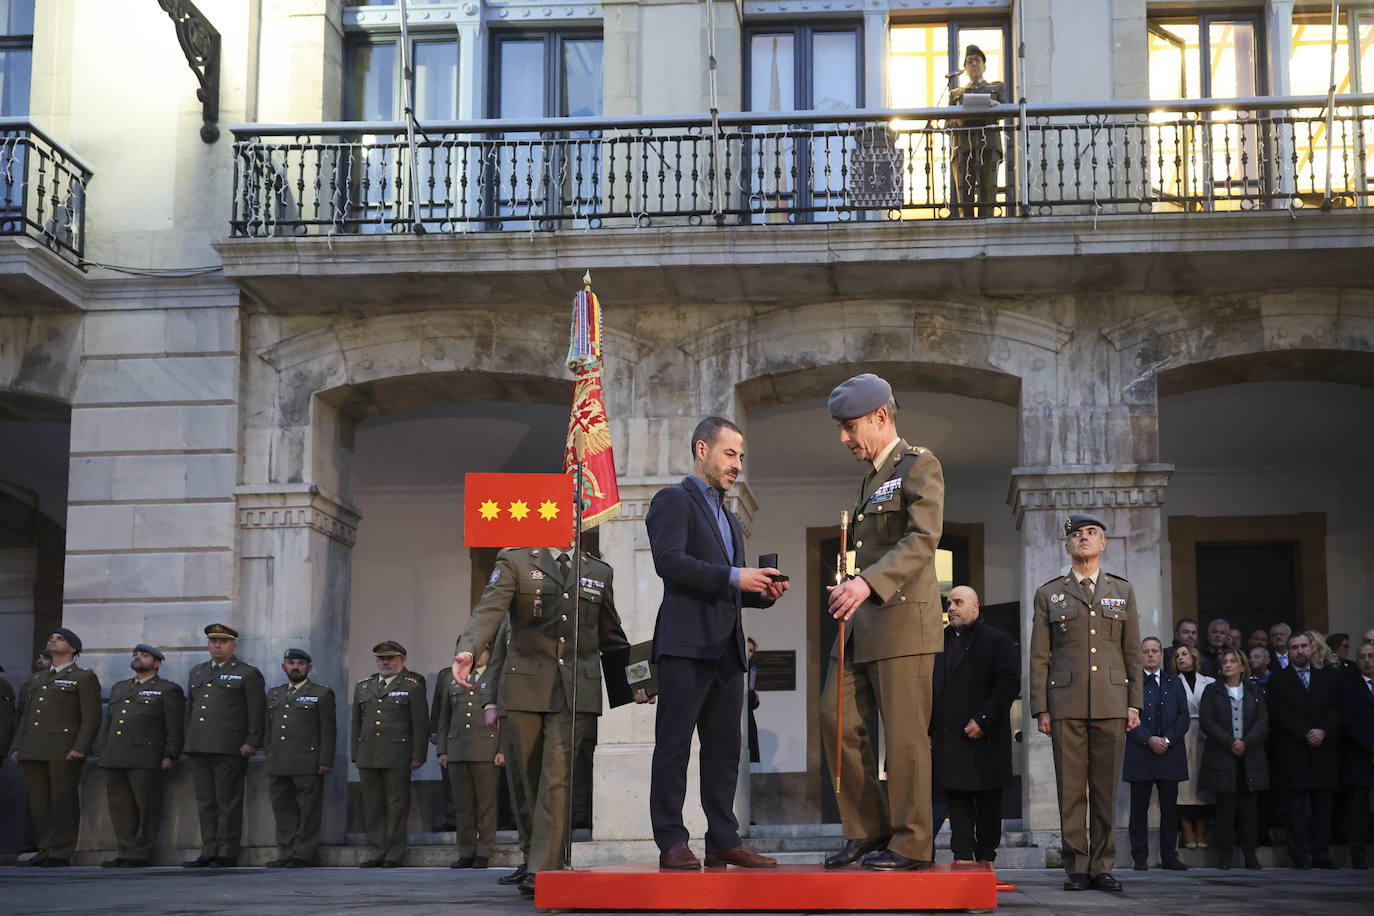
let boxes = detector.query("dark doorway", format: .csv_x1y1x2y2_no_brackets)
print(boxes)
1195,541,1300,637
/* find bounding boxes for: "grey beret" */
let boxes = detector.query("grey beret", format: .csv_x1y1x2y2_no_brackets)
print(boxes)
1064,513,1108,536
133,643,165,662
828,373,893,420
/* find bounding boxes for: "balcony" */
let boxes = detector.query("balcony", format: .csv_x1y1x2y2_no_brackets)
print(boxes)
218,95,1374,312
0,119,91,312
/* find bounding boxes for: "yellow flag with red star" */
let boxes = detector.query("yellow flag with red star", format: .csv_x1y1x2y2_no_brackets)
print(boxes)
463,473,575,547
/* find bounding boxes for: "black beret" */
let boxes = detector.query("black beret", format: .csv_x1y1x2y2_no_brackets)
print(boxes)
373,640,407,658
53,627,83,654
283,647,312,663
1064,513,1108,536
828,373,894,420
133,643,165,662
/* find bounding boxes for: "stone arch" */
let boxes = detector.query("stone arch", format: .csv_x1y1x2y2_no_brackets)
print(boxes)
0,314,82,416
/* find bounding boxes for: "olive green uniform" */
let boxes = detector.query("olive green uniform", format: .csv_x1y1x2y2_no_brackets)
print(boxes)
0,675,15,759
265,680,336,863
456,547,630,874
351,668,428,864
949,78,1006,218
14,663,102,861
435,665,501,858
485,617,531,863
183,657,267,863
820,439,945,862
99,675,185,862
1029,569,1144,877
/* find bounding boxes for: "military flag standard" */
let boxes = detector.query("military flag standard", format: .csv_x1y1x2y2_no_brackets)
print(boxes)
565,273,621,528
463,472,575,547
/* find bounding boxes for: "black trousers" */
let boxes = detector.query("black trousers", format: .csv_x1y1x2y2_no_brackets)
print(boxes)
1285,789,1334,863
650,652,744,855
1214,790,1258,854
268,773,325,862
1341,785,1371,867
187,753,249,861
19,760,84,860
946,788,1003,862
1128,780,1180,864
105,767,165,861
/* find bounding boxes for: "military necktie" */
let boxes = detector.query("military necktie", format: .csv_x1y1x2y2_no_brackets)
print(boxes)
558,552,571,583
1082,577,1095,605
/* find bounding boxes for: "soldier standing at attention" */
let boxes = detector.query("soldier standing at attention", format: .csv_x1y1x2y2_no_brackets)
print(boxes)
435,648,501,869
265,648,336,868
182,623,266,868
352,640,428,867
1029,514,1143,893
11,628,100,868
98,644,185,867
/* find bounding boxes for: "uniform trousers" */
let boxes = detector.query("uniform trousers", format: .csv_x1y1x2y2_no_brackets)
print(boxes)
1128,780,1180,864
498,715,531,861
1285,789,1334,864
952,139,1000,218
504,707,592,872
267,773,324,862
105,767,165,861
447,760,499,857
1050,717,1126,876
187,753,249,861
820,649,936,861
19,759,84,860
359,766,412,863
947,788,1003,862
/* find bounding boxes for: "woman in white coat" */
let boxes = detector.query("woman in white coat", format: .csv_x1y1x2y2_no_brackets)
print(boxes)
1173,644,1216,847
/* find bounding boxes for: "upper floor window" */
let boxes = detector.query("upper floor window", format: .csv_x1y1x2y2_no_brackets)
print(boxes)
1148,14,1265,100
1290,9,1374,94
745,24,862,112
343,28,459,120
888,19,1009,108
0,0,34,116
490,31,602,119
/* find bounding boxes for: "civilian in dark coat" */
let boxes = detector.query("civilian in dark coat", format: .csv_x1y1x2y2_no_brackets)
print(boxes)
1339,643,1374,868
931,587,1018,865
1198,647,1269,870
1266,631,1343,868
1123,637,1190,870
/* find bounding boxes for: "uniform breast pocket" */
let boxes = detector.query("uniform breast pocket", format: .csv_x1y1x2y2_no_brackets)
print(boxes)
216,679,245,691
1050,606,1080,642
1100,604,1127,638
868,501,904,540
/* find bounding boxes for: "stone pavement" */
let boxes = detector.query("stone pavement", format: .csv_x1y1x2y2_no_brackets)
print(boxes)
2,865,1370,915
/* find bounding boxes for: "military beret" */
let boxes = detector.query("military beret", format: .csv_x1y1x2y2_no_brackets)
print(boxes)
204,622,239,640
828,373,894,420
373,640,407,657
284,647,312,663
964,44,987,64
53,627,83,654
1064,513,1108,536
133,643,165,662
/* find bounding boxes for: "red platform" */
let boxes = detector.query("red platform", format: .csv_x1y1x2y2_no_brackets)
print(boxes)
534,863,1003,910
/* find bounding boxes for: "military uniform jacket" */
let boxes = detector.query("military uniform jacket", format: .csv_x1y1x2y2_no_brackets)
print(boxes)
266,681,337,776
949,79,1006,154
1029,570,1144,720
99,675,185,769
14,663,101,761
0,676,15,757
457,548,631,715
351,669,428,768
434,667,499,762
184,657,267,754
480,618,512,713
844,439,945,664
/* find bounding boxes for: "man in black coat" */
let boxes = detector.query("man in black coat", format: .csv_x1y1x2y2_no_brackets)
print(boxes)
645,416,787,870
931,586,1018,866
1340,642,1374,869
1267,631,1343,869
1122,637,1190,871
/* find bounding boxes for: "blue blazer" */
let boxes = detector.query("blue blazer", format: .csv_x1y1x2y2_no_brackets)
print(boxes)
645,478,773,667
1123,668,1190,782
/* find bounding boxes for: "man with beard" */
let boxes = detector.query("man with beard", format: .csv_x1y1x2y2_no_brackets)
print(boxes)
352,641,428,868
98,644,184,867
265,648,336,868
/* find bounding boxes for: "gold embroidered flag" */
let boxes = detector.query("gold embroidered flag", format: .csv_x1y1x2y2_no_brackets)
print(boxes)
565,273,620,529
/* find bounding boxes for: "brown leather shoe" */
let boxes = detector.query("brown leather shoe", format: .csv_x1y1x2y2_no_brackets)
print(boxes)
659,843,701,870
704,844,777,868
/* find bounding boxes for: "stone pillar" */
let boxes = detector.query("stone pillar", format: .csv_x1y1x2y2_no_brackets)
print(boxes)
255,0,345,123
1267,0,1298,205
1007,463,1172,851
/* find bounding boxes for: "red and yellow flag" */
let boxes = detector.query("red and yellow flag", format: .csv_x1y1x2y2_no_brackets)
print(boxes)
565,274,620,529
463,473,574,547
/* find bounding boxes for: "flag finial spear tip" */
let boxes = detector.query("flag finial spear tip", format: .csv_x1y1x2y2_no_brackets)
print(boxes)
582,270,592,289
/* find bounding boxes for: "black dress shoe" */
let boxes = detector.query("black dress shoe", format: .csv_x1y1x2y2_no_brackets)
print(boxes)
438,822,456,832
359,859,385,868
518,872,536,896
285,859,315,868
1090,873,1123,892
265,859,288,868
210,857,236,868
124,859,153,868
101,858,128,868
18,856,47,867
1312,858,1339,869
825,837,888,869
1159,859,1188,871
861,849,931,871
1292,858,1312,870
498,864,528,885
1064,872,1092,890
1244,853,1262,871
38,858,70,868
380,861,402,868
450,856,476,868
1131,860,1148,871
471,856,488,869
183,856,214,868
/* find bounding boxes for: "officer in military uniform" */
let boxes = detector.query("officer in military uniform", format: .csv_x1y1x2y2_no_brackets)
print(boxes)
1029,513,1143,893
351,640,428,867
821,374,945,872
265,648,336,868
435,648,501,868
0,663,15,761
948,44,1006,218
453,545,631,895
182,622,266,867
485,617,533,886
98,643,185,867
11,628,101,867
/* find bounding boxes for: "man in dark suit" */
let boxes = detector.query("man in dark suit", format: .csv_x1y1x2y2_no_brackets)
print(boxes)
1123,637,1190,871
1200,618,1230,679
931,586,1018,867
265,648,336,868
99,644,185,867
646,416,787,870
1340,642,1374,868
1267,631,1343,868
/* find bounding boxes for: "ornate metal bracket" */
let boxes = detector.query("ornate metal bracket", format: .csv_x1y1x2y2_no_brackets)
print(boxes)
158,0,221,143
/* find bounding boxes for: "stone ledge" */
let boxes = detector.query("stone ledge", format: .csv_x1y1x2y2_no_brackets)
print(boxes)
1007,464,1175,528
235,484,363,546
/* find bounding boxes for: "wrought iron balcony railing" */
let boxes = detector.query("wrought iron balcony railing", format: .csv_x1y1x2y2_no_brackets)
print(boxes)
229,94,1374,237
0,119,91,263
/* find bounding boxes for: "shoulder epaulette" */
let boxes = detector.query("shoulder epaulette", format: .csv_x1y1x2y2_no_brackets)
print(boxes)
1040,574,1066,589
1103,571,1130,583
400,672,422,684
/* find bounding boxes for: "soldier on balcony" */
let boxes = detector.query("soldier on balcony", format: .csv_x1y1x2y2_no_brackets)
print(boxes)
948,45,1006,219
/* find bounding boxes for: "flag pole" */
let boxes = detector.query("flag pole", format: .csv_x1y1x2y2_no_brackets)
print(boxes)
563,442,586,871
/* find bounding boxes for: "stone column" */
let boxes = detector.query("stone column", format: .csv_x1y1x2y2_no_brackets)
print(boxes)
254,0,346,123
1267,0,1298,205
1007,463,1172,852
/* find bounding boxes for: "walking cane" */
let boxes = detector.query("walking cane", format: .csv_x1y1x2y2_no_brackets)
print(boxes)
834,510,849,796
